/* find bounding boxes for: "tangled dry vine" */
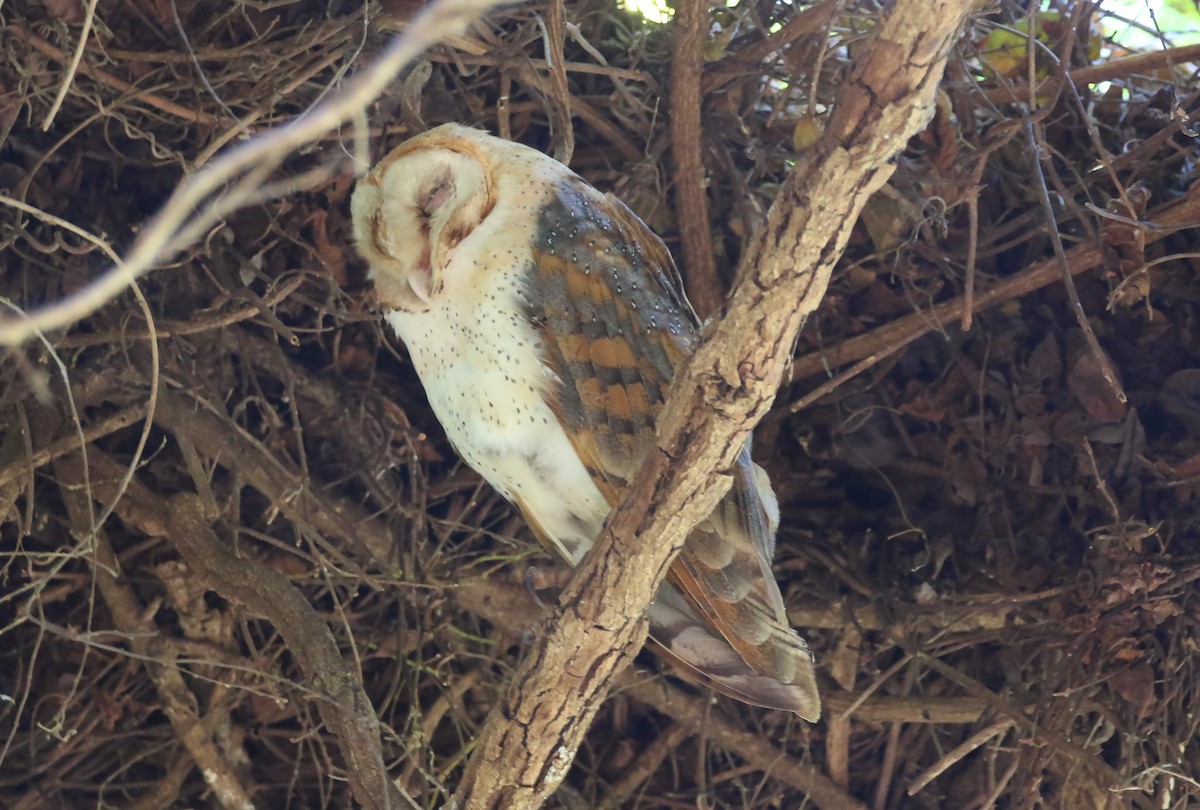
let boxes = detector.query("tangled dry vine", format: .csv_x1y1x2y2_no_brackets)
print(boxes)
2,0,1198,807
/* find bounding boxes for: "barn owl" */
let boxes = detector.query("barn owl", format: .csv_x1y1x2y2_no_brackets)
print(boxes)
350,124,820,719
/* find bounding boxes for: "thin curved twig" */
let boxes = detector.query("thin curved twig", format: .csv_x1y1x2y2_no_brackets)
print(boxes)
15,29,220,126
40,0,104,131
0,0,509,347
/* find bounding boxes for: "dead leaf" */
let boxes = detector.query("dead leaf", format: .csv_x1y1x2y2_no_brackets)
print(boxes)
1067,338,1126,423
310,208,348,285
1026,333,1062,384
1110,663,1156,718
859,189,913,254
40,0,84,23
1159,369,1200,435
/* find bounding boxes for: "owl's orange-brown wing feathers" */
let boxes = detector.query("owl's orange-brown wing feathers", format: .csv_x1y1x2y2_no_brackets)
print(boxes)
529,179,819,718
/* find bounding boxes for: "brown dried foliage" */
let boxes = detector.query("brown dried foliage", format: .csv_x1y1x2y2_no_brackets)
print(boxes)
1,0,1199,808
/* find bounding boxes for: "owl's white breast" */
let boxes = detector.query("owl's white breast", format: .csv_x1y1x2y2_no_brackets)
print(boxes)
386,258,608,565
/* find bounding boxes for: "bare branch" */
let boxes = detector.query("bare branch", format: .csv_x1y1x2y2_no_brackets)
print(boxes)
787,188,1200,384
55,475,256,810
671,0,721,318
0,0,507,347
55,448,407,810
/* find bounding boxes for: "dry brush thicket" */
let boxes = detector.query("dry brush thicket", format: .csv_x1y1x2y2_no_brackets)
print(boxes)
0,0,1198,808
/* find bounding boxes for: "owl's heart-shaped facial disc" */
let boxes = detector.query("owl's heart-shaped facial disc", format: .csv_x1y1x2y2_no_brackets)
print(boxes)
351,145,493,310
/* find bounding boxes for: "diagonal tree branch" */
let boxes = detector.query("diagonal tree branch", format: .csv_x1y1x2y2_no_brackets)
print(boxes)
453,577,871,810
450,2,977,808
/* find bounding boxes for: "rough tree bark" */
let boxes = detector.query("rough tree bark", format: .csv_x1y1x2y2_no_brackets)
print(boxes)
450,2,976,807
671,0,722,318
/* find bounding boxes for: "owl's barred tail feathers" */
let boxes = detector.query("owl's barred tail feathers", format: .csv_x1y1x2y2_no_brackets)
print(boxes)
648,588,821,720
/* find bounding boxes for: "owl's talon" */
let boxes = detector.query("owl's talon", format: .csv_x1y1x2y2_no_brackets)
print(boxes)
523,565,549,609
523,564,573,608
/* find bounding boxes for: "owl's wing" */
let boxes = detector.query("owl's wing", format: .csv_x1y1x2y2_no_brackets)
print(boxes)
528,179,819,719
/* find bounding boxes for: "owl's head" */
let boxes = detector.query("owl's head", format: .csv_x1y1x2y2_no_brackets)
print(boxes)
351,125,498,311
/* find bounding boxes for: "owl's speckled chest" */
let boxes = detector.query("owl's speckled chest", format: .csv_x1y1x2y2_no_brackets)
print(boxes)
386,264,547,446
386,262,607,563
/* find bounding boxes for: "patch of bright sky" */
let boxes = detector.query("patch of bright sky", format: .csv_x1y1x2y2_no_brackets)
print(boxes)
616,0,743,24
620,0,672,24
1100,0,1200,49
620,0,1200,51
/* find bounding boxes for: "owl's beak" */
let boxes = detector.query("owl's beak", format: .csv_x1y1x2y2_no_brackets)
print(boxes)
407,265,435,304
406,239,439,305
